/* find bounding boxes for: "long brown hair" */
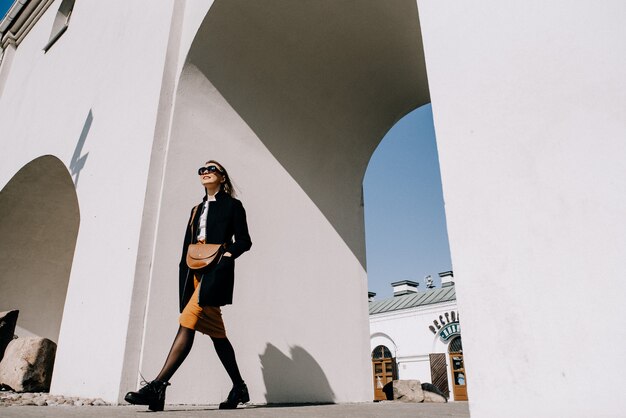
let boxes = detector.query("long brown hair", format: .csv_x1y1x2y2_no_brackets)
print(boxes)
206,160,236,197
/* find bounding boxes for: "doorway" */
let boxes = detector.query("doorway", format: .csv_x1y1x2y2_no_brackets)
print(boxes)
371,345,397,401
449,337,468,401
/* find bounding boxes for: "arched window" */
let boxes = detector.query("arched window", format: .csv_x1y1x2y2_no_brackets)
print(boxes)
371,345,393,360
449,336,463,353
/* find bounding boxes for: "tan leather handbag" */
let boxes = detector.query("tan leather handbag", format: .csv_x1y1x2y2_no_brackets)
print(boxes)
186,204,225,270
186,242,223,270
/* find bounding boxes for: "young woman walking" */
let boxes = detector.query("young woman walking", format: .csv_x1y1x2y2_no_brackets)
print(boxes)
125,160,252,411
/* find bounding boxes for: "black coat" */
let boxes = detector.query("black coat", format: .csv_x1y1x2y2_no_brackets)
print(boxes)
178,191,252,311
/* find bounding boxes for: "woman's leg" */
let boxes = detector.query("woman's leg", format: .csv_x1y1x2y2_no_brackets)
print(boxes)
154,325,196,382
211,336,243,385
124,326,193,410
212,336,249,409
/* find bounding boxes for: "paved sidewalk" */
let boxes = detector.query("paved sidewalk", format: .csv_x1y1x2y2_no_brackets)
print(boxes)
1,402,470,417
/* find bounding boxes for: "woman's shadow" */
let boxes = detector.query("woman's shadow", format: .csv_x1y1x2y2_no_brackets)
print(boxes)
259,343,335,405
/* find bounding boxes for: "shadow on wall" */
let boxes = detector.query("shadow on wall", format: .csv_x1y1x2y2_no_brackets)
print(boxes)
260,343,335,404
189,0,430,267
69,109,93,187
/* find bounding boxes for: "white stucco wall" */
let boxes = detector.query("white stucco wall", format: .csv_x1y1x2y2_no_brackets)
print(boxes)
0,1,176,401
418,1,626,416
137,62,372,405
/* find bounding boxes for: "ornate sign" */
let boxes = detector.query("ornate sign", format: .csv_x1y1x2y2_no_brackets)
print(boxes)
428,310,461,343
438,321,460,342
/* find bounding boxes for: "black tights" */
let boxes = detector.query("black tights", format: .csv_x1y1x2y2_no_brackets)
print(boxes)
212,337,244,386
155,326,243,386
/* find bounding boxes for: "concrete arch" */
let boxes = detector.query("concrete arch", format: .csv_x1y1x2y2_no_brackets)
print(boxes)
0,155,79,343
136,0,431,405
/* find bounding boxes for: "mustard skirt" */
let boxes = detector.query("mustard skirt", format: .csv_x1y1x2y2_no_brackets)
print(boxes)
179,275,226,338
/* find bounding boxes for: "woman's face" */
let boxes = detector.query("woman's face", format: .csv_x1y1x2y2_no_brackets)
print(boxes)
198,163,225,189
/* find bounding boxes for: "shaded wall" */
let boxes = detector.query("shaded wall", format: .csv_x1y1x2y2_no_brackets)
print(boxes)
0,155,79,342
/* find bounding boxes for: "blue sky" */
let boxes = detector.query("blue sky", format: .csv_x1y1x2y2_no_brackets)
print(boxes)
364,104,452,299
0,0,12,20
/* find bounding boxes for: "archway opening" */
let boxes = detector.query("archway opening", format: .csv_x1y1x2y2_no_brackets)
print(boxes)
364,105,456,400
364,104,452,299
0,155,79,343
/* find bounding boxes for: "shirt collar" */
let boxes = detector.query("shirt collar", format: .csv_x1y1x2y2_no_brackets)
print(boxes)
203,189,225,202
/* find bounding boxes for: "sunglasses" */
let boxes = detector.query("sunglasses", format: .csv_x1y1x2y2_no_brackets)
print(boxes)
198,165,224,175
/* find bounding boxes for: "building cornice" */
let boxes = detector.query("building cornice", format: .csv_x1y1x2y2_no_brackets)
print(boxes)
1,0,54,49
0,0,27,34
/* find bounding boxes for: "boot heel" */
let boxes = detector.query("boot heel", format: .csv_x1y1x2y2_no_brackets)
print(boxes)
219,382,250,409
241,391,250,404
148,396,164,412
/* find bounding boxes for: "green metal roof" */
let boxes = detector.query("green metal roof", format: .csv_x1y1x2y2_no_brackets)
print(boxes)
369,286,456,315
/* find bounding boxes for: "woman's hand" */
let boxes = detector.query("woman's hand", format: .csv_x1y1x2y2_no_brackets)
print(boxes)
217,252,233,268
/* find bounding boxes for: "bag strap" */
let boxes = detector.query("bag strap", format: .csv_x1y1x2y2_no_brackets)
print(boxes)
189,204,200,239
188,204,227,254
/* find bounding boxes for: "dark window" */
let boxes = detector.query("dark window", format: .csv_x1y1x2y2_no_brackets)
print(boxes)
449,336,463,353
371,345,392,360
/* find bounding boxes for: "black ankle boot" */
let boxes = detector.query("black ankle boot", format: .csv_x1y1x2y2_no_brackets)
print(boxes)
124,380,170,412
219,382,250,409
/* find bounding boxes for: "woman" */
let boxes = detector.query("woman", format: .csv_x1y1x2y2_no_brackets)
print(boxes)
125,160,252,411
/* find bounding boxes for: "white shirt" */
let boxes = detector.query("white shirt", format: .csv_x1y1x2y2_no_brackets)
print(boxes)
196,193,217,241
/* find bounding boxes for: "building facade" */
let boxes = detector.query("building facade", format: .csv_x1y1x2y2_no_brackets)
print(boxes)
369,272,467,401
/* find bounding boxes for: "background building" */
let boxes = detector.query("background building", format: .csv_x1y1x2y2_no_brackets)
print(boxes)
369,272,467,401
